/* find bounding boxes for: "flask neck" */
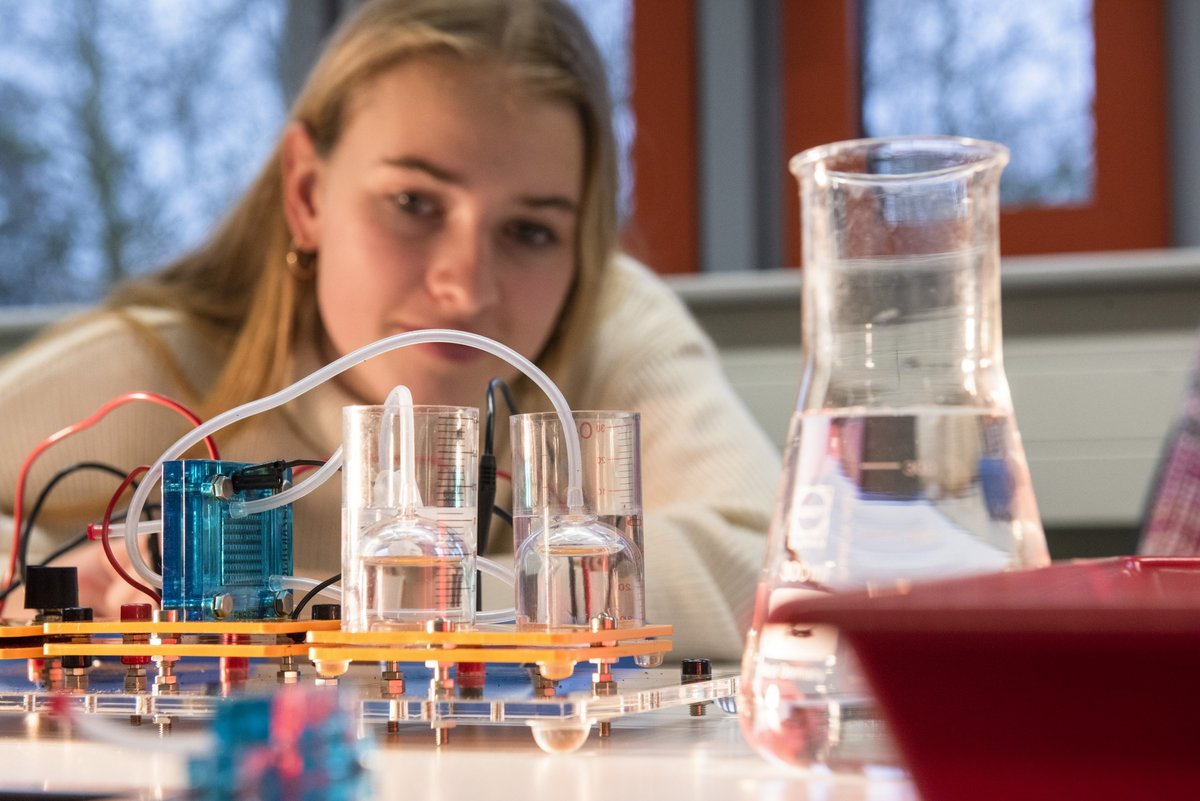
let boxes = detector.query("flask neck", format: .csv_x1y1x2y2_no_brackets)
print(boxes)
793,137,1009,412
799,248,1009,411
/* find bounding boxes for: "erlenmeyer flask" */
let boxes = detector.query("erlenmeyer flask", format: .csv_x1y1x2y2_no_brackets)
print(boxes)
740,136,1050,771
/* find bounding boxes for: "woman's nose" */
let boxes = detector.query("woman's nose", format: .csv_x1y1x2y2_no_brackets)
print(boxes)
425,225,501,317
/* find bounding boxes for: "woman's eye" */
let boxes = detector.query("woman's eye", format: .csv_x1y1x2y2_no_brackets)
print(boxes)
506,220,559,249
393,191,440,218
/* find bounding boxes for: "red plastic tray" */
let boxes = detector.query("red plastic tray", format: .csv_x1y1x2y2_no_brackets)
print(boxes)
768,557,1200,801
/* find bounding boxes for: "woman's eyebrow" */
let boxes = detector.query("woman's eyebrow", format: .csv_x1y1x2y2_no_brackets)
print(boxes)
384,155,578,214
383,155,461,183
519,195,578,214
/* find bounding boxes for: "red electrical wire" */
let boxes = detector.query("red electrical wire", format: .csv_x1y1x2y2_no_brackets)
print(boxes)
2,391,217,612
97,465,159,605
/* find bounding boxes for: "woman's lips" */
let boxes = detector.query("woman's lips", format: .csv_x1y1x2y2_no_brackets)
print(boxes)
392,325,494,363
419,341,487,363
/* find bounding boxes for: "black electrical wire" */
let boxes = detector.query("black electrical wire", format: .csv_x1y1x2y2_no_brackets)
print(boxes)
0,537,87,602
3,456,160,603
491,505,513,526
478,379,519,612
479,378,519,555
0,508,163,603
284,459,329,470
290,572,341,620
484,378,519,455
38,531,90,568
147,522,163,574
0,506,152,603
19,461,129,585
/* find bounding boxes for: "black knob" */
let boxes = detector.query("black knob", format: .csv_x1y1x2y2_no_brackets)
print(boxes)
24,566,79,611
310,603,341,620
681,657,712,682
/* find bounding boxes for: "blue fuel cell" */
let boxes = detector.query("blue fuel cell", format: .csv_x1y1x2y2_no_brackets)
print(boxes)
161,459,294,621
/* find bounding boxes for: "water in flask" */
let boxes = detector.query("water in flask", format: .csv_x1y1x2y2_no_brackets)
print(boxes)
741,404,1044,770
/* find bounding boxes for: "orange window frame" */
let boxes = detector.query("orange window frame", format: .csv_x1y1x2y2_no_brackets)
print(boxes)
624,0,1170,275
623,0,699,275
781,0,1169,262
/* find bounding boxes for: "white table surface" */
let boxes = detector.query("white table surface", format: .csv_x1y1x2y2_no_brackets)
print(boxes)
0,703,918,800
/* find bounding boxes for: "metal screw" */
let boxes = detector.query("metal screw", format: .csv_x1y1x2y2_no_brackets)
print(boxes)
151,609,179,696
204,475,234,500
591,613,618,737
681,658,713,717
381,661,406,698
125,664,148,694
425,619,456,745
62,667,88,693
593,668,616,738
530,670,559,698
210,593,234,620
273,591,293,617
276,656,300,684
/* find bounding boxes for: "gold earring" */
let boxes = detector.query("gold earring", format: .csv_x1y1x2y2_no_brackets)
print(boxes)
285,239,317,280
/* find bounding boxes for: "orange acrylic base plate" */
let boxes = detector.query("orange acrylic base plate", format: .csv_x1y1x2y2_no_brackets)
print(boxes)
0,620,672,671
308,624,674,680
0,623,46,659
0,618,342,660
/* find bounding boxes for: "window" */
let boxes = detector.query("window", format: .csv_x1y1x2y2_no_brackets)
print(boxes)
0,0,637,305
861,0,1096,208
2,0,1165,296
622,0,1171,273
0,0,292,306
782,0,1169,260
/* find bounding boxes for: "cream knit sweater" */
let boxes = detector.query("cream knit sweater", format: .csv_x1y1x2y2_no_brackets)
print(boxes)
0,256,782,660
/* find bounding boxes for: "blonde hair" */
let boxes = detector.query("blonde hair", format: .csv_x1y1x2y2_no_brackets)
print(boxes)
107,0,617,417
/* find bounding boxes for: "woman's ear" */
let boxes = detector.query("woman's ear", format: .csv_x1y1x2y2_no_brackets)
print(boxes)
281,121,322,250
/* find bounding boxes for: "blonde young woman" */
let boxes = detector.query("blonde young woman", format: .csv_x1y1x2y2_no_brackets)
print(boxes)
0,0,778,659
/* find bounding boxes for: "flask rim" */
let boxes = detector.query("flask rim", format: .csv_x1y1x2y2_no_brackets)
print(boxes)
790,135,1010,184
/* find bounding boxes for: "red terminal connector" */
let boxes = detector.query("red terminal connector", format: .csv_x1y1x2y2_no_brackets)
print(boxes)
457,662,487,693
120,603,152,666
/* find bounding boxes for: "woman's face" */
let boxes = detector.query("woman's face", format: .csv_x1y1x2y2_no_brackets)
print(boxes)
284,57,583,406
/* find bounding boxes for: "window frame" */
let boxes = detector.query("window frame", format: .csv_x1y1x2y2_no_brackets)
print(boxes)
623,0,700,275
780,0,1169,262
624,0,1170,274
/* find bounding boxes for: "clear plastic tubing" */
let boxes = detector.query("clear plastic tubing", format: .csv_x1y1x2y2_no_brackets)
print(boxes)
94,520,163,539
478,555,515,589
123,330,584,588
66,706,212,755
230,447,343,519
229,383,414,519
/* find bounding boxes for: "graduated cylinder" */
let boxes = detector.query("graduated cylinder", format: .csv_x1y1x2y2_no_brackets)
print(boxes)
510,411,645,630
341,404,478,632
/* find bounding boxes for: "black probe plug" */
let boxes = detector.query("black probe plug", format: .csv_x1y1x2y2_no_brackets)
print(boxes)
475,453,497,613
230,460,289,493
477,453,497,555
